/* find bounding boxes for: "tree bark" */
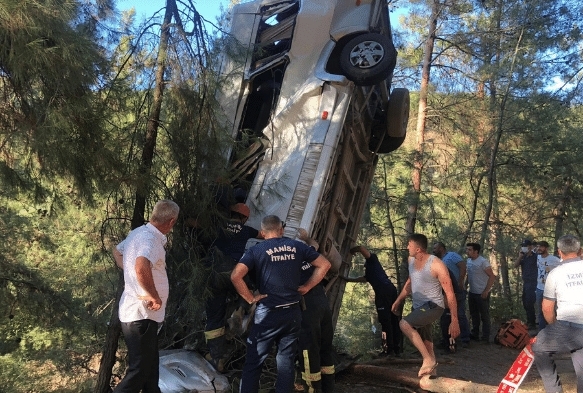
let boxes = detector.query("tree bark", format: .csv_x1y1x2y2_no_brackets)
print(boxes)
93,273,124,393
347,363,420,388
420,375,499,393
553,178,571,247
379,157,403,290
404,0,441,238
130,0,175,229
347,364,495,393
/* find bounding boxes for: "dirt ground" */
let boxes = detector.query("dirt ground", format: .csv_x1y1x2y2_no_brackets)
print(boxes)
332,340,578,392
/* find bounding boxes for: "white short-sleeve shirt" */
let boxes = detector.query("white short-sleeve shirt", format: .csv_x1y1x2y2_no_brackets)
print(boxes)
543,258,583,324
117,223,169,323
467,255,491,294
536,254,561,291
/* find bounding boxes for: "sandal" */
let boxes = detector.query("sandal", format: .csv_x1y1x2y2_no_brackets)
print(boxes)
418,362,438,377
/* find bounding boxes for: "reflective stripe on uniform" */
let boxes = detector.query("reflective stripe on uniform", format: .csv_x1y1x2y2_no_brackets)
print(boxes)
204,326,225,340
301,371,322,382
321,365,335,375
301,348,322,392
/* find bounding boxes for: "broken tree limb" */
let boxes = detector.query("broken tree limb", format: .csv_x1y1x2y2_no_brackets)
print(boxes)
419,375,494,393
346,364,505,393
368,357,455,366
346,364,420,388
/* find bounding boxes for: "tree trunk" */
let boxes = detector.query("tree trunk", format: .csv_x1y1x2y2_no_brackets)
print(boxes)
347,363,495,393
93,273,124,393
458,173,484,251
379,157,403,290
130,0,175,229
94,3,175,392
479,1,526,247
404,0,441,238
553,178,571,248
492,191,508,298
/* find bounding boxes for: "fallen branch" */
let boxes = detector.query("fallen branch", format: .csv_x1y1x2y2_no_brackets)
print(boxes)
346,364,497,393
419,375,494,393
346,364,420,388
367,357,455,366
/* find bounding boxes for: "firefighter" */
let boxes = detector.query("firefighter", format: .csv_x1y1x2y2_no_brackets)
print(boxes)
231,217,331,393
204,203,261,372
297,229,336,393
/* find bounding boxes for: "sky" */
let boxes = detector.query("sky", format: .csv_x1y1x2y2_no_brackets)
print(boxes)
116,0,228,23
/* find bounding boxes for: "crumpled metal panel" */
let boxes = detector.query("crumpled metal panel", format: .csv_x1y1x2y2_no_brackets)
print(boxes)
158,350,230,393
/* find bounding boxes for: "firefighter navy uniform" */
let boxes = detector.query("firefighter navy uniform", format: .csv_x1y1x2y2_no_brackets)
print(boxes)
238,236,321,393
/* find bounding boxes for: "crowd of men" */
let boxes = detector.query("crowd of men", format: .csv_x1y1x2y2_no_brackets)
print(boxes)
110,198,583,393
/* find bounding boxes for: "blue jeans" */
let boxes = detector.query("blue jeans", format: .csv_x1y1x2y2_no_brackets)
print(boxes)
240,303,302,393
535,288,547,330
532,320,583,392
468,292,491,341
523,284,537,326
114,319,161,393
441,291,471,345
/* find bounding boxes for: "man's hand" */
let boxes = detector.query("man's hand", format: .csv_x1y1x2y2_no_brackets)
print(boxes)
135,256,161,310
350,245,371,258
139,294,162,311
391,298,403,315
298,285,310,296
449,319,460,339
249,293,268,304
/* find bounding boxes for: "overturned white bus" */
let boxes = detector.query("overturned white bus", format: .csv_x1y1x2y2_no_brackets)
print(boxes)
218,0,409,324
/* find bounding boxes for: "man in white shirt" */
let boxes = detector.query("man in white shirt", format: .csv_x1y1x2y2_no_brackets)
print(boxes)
112,200,179,393
535,241,561,330
466,243,496,342
532,234,583,393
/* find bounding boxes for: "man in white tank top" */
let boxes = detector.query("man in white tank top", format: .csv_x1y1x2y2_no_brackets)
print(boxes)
391,234,460,377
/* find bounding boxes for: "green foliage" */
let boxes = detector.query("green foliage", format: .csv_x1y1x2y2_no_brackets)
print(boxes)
334,281,380,356
0,188,117,391
345,0,583,358
0,0,582,390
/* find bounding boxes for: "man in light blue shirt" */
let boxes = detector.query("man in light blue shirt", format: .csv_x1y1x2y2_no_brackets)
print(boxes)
433,242,470,347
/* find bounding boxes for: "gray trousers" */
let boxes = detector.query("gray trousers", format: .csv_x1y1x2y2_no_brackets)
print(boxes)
532,320,583,393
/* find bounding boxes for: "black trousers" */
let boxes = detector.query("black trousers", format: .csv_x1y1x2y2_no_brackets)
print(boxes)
468,292,491,341
114,319,161,393
298,286,335,393
375,288,401,355
205,271,235,333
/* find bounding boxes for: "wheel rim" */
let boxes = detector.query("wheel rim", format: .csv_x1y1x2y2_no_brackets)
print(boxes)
348,41,385,69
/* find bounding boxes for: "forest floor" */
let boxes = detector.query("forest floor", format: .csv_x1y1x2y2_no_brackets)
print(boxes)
332,338,578,393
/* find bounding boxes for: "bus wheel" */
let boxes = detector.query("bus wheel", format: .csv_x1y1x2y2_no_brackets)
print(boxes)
387,88,410,138
369,88,409,154
340,33,396,86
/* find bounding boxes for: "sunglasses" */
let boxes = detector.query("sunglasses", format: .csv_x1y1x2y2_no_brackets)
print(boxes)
281,221,286,228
